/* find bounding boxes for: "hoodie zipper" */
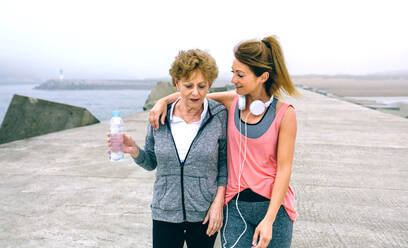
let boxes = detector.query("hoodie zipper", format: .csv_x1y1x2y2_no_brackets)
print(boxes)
167,114,214,221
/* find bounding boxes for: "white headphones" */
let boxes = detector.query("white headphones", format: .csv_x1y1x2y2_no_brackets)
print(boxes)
238,94,274,116
222,94,275,248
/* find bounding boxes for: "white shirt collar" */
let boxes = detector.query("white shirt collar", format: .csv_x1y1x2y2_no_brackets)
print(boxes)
170,97,208,123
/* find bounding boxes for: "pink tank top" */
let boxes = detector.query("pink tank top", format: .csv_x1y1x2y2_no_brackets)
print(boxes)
225,95,298,222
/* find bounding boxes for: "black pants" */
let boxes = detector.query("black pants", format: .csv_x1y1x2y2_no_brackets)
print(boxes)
153,220,217,248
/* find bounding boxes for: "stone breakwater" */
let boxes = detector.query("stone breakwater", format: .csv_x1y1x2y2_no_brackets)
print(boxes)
34,78,234,91
293,76,408,119
296,84,408,119
35,79,159,90
142,81,234,111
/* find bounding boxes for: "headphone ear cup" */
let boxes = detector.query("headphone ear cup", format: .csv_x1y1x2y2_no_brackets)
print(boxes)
238,95,246,110
249,100,266,116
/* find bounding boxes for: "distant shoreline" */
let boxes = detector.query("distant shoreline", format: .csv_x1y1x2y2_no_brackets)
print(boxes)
293,76,408,97
294,77,408,119
34,79,158,90
2,76,408,118
29,77,233,90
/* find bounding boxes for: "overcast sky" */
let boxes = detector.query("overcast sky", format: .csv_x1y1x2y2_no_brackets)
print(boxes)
0,0,407,82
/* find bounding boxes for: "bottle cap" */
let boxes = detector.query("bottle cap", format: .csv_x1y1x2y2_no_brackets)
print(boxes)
112,110,120,117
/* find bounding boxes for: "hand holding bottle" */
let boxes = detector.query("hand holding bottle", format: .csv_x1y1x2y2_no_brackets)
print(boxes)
109,111,124,162
106,133,140,159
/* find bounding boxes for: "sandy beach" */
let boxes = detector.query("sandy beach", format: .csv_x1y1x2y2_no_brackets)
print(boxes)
293,76,408,118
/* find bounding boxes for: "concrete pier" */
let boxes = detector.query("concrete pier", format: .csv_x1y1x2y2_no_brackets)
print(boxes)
0,88,407,247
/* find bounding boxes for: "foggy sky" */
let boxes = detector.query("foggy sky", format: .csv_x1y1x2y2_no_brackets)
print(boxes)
1,0,407,82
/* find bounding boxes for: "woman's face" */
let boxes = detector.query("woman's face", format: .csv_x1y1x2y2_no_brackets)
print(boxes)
176,70,210,109
231,58,263,95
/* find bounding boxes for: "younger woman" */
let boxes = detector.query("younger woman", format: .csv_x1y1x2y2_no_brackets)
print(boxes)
150,36,298,248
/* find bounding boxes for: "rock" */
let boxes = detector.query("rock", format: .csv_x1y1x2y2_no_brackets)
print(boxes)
143,81,177,111
142,82,234,111
0,94,99,144
209,86,229,93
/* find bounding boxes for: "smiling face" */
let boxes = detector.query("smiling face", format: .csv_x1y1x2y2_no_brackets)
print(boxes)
176,70,210,110
231,58,265,96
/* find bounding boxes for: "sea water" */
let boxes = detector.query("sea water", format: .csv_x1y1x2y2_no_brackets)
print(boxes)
346,96,408,105
0,84,150,124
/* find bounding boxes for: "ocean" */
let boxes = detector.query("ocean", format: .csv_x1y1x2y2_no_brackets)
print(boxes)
2,84,408,126
0,84,151,125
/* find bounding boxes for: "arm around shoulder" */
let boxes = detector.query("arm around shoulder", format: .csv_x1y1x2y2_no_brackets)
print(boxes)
207,91,235,111
149,92,180,129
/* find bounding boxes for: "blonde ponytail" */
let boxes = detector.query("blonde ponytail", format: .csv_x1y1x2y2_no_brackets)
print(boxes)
234,35,299,98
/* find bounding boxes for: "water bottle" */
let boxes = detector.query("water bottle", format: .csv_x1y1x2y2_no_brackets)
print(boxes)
110,110,124,162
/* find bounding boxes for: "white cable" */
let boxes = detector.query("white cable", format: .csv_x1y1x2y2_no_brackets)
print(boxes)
223,110,250,248
222,200,229,248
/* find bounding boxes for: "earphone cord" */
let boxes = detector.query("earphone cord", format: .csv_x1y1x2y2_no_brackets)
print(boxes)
222,111,250,248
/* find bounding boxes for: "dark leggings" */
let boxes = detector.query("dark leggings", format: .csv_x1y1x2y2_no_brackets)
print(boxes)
153,220,217,248
221,201,293,248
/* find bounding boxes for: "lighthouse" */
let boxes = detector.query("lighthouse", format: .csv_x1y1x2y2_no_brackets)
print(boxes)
59,69,64,82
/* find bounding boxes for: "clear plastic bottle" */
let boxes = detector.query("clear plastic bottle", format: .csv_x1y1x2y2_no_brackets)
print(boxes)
110,110,124,162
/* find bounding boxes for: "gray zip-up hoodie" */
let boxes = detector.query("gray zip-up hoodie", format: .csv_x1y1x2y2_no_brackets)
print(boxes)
134,98,227,223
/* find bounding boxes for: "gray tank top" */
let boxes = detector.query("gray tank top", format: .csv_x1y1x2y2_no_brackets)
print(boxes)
234,97,278,139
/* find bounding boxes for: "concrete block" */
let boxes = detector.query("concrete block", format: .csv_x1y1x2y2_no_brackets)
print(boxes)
0,94,99,144
142,81,232,111
143,81,177,110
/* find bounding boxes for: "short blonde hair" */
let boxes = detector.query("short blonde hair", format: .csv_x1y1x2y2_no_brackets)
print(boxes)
169,49,218,87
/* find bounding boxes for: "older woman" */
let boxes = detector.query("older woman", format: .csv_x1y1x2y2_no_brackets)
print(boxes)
108,49,227,248
150,36,298,248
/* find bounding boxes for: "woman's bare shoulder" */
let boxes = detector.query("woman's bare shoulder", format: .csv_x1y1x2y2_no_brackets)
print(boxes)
276,100,296,122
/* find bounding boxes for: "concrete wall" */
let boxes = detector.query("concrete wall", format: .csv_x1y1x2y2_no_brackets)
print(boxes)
0,94,99,144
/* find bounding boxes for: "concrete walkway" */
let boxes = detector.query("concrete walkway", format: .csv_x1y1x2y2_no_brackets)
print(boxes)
0,88,407,247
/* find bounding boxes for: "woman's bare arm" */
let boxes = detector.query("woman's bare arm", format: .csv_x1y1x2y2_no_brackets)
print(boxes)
252,106,297,247
148,91,236,129
148,92,180,129
207,91,235,111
